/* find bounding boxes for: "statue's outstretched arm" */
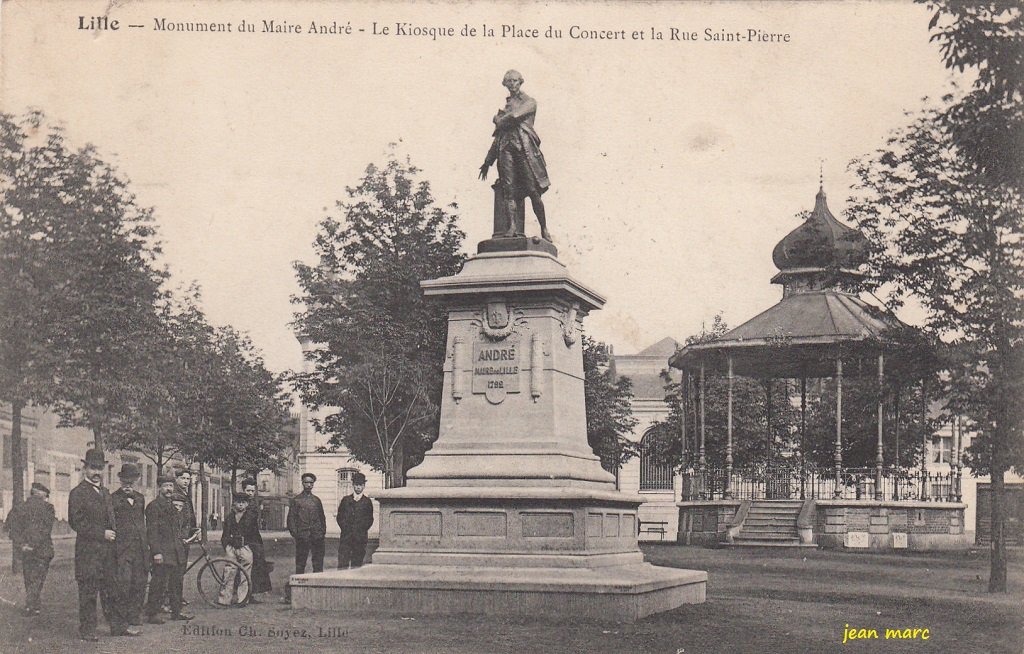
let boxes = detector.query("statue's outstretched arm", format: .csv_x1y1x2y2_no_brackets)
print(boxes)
480,139,499,179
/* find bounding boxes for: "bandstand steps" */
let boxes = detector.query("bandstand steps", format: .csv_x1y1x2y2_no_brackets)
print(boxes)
734,501,803,545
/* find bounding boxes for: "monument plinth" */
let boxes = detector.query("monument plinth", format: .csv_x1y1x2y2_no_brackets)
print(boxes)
289,70,705,620
290,247,706,620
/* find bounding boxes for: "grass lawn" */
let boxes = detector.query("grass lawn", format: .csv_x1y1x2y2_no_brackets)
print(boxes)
1,539,1020,653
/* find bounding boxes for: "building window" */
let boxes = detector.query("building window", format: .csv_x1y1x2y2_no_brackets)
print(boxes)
931,436,952,464
55,471,71,492
337,468,359,498
35,468,50,486
640,430,673,491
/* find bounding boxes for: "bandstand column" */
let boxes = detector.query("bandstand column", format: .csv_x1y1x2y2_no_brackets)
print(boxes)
875,353,885,500
679,377,687,471
800,377,807,500
699,363,706,499
765,379,773,469
954,416,963,502
834,358,843,498
920,378,929,499
894,385,902,500
725,356,734,499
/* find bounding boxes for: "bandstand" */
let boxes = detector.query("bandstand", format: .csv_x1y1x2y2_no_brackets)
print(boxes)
670,185,969,550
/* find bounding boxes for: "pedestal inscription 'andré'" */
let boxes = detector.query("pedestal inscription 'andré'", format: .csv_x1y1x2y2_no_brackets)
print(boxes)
472,340,520,403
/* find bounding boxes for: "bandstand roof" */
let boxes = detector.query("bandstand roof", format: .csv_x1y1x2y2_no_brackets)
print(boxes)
670,290,913,378
670,184,934,380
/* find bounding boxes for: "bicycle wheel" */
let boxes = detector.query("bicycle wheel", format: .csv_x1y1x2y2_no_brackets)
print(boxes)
197,557,252,608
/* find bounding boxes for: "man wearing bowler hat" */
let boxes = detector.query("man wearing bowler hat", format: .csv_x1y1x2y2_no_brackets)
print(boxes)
111,463,148,628
69,448,133,640
6,481,56,616
336,471,374,569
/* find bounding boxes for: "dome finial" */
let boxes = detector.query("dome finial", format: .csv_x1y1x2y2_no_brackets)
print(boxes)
819,159,824,193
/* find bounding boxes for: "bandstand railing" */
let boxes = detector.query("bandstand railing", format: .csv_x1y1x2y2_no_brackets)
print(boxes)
682,465,960,503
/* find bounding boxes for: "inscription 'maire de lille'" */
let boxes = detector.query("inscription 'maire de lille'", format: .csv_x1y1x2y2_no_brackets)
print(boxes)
472,340,521,399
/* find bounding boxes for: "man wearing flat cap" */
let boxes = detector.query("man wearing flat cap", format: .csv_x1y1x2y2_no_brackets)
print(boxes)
284,472,326,601
69,448,131,640
336,471,374,569
144,475,194,623
6,481,55,616
111,463,148,628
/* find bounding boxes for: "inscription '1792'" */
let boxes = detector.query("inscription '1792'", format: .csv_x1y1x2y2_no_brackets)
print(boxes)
472,340,520,403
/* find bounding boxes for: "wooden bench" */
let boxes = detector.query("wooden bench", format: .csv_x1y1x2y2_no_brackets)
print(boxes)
638,520,669,540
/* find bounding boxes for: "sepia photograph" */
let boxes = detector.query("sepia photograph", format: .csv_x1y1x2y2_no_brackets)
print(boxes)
1,0,1021,652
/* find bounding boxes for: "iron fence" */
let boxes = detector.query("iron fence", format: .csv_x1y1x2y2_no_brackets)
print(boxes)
682,465,959,502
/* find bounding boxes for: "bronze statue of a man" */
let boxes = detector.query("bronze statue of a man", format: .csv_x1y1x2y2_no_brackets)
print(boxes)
479,70,551,242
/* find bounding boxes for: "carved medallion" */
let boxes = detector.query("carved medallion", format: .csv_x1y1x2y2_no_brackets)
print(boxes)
479,300,521,341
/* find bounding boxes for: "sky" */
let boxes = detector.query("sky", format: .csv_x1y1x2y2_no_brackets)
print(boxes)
1,0,960,373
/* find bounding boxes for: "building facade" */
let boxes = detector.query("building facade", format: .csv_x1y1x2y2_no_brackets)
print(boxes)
1,402,295,534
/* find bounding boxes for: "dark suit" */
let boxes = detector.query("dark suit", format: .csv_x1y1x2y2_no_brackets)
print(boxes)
245,499,272,594
336,495,374,568
144,494,187,617
68,480,125,637
111,488,148,624
287,491,326,573
7,496,55,612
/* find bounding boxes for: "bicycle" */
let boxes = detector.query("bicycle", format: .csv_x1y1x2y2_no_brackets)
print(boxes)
183,537,252,608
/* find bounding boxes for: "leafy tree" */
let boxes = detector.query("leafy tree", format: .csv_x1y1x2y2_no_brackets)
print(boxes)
0,110,164,505
848,99,1023,591
292,153,465,487
100,284,292,498
582,336,639,470
924,1,1023,189
199,325,293,490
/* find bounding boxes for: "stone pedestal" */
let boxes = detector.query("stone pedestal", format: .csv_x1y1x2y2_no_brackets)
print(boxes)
291,248,706,620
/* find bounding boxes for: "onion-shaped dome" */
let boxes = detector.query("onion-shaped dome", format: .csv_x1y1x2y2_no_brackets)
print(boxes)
772,186,869,271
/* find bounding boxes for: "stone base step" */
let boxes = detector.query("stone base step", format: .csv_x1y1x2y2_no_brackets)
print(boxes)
727,540,817,548
289,563,707,622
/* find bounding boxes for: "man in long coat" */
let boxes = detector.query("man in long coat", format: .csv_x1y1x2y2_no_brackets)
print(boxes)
110,463,148,627
241,477,271,597
336,472,374,569
144,476,192,623
68,448,133,640
7,481,55,616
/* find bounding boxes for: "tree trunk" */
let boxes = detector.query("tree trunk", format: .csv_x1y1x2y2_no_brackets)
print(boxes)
92,422,104,452
392,438,405,488
10,400,25,508
230,460,237,493
989,462,1007,592
988,338,1012,593
199,462,208,543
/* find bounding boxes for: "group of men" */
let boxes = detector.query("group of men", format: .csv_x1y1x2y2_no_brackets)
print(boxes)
283,471,374,600
6,449,375,638
68,448,201,640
